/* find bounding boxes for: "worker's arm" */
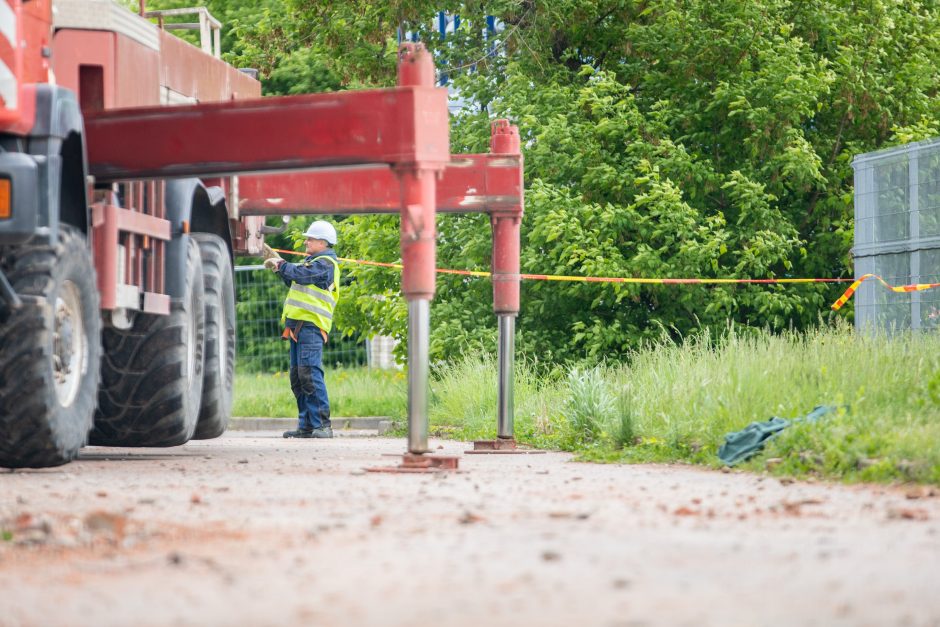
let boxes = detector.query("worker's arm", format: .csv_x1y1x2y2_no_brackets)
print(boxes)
277,257,335,290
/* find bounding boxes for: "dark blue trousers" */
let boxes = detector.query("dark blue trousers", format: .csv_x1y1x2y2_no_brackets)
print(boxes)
288,323,331,431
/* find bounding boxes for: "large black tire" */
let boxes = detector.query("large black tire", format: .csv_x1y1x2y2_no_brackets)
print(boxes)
91,237,205,447
0,226,101,468
192,233,235,439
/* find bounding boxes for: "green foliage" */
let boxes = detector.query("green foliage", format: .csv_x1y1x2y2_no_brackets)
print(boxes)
265,48,342,95
891,117,940,145
139,0,344,94
613,386,637,449
332,215,411,361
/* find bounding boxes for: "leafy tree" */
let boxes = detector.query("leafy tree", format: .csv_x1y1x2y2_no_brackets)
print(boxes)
149,0,940,364
335,0,940,363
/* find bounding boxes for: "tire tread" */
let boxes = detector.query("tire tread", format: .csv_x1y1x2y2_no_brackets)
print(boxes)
0,227,101,468
91,238,205,447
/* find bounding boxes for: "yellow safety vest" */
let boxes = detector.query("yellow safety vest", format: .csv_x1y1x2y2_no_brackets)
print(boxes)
280,255,340,333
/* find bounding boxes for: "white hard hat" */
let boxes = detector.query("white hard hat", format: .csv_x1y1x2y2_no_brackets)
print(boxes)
303,220,337,245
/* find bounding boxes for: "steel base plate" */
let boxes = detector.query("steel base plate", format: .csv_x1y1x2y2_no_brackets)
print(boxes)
365,452,460,473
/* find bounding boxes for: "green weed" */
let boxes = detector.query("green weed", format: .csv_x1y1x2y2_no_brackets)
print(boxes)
613,386,637,449
559,367,615,449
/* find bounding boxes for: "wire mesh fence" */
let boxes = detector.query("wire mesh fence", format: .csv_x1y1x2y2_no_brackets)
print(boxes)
853,138,940,331
234,265,367,372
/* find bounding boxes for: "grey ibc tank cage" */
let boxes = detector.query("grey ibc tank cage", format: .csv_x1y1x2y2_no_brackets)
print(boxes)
852,137,940,331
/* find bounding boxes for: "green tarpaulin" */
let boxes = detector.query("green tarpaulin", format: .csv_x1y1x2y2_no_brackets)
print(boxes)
718,405,836,466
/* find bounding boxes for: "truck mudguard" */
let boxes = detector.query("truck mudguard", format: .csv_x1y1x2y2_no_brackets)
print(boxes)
164,179,231,299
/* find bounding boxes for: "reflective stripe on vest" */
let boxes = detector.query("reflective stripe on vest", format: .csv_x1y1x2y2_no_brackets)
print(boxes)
280,255,340,333
290,282,336,306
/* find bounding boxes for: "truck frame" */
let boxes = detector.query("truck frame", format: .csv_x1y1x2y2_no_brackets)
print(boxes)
0,0,523,470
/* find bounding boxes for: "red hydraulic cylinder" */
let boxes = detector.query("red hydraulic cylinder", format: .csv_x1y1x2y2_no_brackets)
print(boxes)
489,120,523,315
396,167,438,301
488,120,523,445
490,117,521,154
395,43,444,302
492,215,521,313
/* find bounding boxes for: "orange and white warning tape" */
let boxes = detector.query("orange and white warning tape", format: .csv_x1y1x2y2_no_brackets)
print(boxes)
271,248,939,311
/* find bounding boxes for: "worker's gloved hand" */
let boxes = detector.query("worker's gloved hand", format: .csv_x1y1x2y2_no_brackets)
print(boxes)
263,258,282,271
262,243,282,261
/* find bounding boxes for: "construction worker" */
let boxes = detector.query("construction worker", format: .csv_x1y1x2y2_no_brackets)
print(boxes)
262,220,340,438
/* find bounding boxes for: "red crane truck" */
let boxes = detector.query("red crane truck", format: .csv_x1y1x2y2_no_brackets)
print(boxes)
0,0,524,471
0,0,270,468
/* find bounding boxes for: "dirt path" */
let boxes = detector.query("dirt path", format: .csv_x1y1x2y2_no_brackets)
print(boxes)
1,433,938,627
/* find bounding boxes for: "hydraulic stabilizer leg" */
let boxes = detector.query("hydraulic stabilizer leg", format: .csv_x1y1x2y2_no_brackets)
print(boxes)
384,166,458,471
469,121,541,454
367,43,457,472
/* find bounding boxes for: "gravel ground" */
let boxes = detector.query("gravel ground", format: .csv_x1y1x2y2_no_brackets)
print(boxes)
1,432,938,627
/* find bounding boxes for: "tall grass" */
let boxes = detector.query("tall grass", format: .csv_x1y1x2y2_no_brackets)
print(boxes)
233,324,940,484
429,324,940,484
428,352,567,443
606,324,940,481
234,367,407,418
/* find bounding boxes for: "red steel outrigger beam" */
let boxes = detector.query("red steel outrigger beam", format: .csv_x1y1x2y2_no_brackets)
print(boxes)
84,44,524,464
234,150,523,216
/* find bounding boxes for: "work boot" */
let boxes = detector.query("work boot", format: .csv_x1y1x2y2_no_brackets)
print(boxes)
310,427,333,439
283,428,314,438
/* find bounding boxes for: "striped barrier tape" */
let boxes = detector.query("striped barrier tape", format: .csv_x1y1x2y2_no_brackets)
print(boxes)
829,273,940,311
274,248,851,284
270,248,940,310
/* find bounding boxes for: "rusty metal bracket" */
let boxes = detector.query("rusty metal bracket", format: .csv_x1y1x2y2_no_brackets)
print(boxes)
365,452,460,473
465,438,546,455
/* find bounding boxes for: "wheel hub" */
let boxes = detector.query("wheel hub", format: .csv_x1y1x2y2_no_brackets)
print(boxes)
53,280,87,407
